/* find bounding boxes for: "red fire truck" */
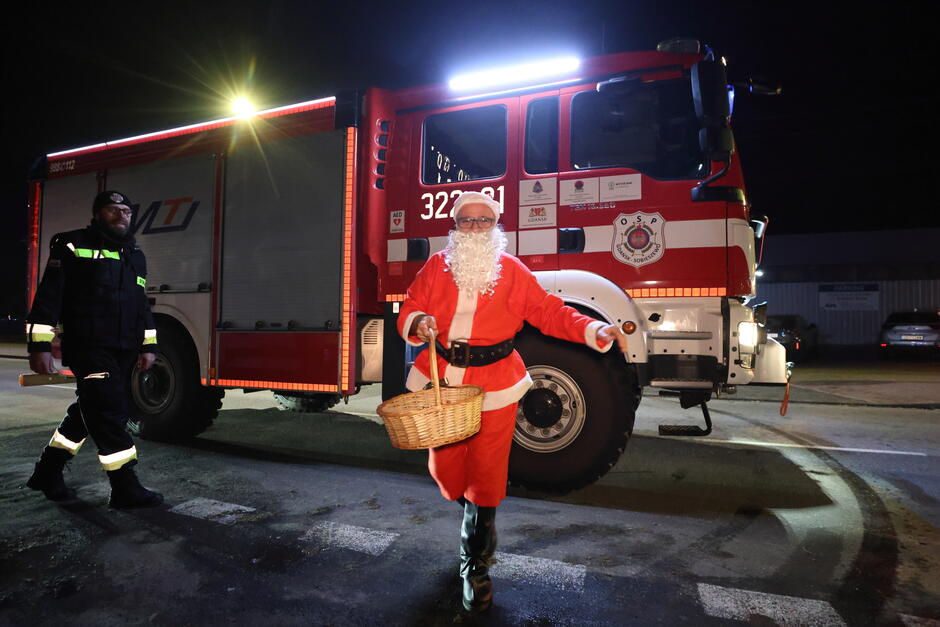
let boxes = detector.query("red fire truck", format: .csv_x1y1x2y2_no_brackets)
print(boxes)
27,38,788,493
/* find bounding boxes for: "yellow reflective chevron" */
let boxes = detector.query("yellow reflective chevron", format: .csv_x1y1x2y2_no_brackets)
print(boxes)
65,242,120,259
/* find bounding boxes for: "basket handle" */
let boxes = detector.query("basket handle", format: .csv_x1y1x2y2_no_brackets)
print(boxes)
428,329,442,407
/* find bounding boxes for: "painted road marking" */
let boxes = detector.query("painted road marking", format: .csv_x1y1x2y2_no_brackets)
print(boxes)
169,498,257,525
159,506,936,623
688,437,928,457
698,583,845,627
490,551,586,592
300,522,399,556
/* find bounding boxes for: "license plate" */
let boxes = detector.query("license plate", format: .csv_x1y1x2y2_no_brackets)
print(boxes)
768,332,779,338
901,335,923,340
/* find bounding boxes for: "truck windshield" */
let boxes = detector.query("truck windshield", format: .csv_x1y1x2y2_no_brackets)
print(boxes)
570,77,707,180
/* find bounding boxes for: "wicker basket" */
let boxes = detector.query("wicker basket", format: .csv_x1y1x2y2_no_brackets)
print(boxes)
377,334,483,449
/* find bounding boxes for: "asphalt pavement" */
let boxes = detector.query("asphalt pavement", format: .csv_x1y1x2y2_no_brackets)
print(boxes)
2,344,938,625
2,339,938,409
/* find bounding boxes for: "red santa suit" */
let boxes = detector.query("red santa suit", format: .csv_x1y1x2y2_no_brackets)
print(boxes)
398,250,610,506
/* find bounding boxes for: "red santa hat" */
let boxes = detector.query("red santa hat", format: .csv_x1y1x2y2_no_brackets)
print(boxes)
452,191,501,221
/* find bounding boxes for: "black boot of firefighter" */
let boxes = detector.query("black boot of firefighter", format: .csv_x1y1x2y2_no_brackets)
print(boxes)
107,462,163,509
460,500,497,612
26,446,77,501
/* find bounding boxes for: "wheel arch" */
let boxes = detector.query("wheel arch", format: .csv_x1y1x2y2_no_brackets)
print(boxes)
532,269,649,363
151,303,208,377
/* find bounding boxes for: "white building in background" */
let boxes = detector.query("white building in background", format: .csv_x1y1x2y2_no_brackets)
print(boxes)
756,229,940,345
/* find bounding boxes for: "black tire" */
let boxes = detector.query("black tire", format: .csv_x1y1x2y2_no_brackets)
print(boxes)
128,322,223,441
510,329,638,494
273,392,341,413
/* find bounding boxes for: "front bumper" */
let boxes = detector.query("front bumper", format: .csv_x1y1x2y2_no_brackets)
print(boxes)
749,337,789,385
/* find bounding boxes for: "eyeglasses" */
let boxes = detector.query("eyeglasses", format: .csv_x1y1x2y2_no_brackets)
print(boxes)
102,206,133,216
456,216,496,229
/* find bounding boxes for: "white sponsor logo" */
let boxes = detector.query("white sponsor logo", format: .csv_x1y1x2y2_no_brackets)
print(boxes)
519,177,557,206
518,204,556,229
560,178,599,205
600,174,642,202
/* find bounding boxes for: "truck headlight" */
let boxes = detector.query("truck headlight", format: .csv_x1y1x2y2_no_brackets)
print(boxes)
738,321,759,354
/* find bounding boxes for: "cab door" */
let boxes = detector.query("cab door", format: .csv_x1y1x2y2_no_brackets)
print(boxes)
516,91,563,272
383,97,520,295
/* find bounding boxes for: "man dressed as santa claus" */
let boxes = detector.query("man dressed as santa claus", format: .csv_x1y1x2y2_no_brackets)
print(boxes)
397,190,627,612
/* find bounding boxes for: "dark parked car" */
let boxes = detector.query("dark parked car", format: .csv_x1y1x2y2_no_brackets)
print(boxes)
765,314,819,360
879,311,940,354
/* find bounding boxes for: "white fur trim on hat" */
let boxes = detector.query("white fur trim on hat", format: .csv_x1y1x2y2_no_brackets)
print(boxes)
452,191,502,220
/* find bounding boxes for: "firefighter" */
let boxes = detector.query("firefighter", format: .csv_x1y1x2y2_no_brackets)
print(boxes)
25,190,163,509
398,191,627,611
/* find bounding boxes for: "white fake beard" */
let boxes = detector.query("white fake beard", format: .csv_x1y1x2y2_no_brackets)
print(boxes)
443,227,508,296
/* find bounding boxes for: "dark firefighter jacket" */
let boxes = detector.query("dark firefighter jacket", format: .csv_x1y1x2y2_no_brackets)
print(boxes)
26,220,159,363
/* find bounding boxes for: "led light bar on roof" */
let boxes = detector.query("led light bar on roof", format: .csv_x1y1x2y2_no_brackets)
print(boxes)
47,96,336,159
449,56,581,92
452,77,583,103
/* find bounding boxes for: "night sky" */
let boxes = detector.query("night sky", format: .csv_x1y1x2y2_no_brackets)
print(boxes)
1,0,935,316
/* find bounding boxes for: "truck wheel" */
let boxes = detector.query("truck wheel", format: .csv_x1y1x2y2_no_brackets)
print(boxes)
510,331,638,493
273,392,341,413
128,324,223,441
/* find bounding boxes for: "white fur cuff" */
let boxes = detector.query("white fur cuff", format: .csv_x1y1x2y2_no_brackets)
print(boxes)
401,310,428,347
584,320,613,353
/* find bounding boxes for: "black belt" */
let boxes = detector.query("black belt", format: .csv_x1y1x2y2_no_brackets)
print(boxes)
435,338,514,368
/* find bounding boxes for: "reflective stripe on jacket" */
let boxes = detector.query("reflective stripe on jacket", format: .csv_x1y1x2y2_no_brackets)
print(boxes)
26,221,159,360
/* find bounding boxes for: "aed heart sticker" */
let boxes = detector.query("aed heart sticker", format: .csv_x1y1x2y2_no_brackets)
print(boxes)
390,210,405,234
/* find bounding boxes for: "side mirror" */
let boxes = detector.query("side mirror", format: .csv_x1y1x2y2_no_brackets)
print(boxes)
691,60,732,161
699,127,733,161
750,214,769,265
692,60,730,123
740,77,782,96
752,301,768,325
750,215,768,238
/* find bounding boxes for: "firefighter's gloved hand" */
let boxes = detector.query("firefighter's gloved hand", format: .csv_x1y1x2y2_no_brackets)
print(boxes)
596,324,629,353
29,352,57,375
137,352,156,371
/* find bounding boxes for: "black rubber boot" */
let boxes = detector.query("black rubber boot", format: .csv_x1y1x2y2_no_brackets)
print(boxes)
26,446,77,501
107,462,164,509
460,500,497,612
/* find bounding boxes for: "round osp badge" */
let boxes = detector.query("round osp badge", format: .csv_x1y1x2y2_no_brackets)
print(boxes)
613,212,665,267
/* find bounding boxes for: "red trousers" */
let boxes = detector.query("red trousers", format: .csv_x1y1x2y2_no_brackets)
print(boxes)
428,403,517,507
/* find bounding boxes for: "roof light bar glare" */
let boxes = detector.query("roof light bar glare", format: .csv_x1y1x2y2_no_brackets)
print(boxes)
449,56,581,92
46,96,336,159
231,97,256,119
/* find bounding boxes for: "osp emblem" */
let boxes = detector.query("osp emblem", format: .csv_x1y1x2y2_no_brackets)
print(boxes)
613,212,665,267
